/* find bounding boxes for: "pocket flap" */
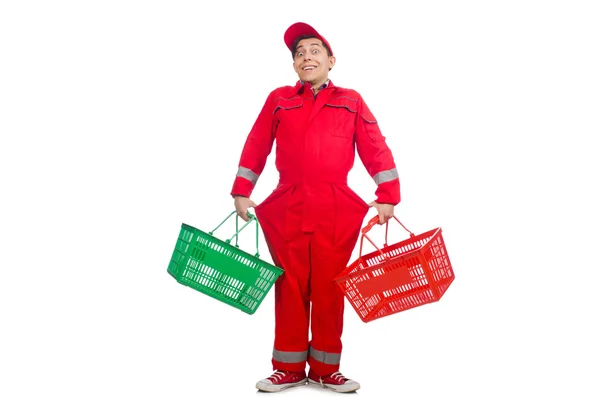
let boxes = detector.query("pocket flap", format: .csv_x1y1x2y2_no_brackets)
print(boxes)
273,97,303,113
325,96,359,113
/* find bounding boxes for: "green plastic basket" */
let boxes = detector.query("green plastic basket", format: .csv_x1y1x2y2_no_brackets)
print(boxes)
167,210,283,314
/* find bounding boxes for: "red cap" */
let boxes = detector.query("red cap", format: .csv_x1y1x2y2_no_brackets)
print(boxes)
284,22,333,56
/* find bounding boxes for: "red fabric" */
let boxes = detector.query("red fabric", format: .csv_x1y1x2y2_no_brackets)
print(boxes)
231,81,400,205
255,183,368,374
284,22,334,55
231,80,400,373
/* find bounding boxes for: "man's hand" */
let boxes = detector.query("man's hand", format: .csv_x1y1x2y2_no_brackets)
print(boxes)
368,201,395,225
234,196,257,222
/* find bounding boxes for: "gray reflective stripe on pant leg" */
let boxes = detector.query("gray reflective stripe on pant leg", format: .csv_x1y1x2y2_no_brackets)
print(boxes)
236,166,259,185
373,168,399,185
272,348,308,363
309,347,341,365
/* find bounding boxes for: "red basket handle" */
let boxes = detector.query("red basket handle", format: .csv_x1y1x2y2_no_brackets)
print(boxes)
359,215,415,260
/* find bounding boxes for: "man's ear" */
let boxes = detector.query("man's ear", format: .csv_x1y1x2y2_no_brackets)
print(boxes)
328,55,336,71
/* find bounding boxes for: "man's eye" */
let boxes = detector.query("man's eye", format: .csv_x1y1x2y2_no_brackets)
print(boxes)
296,52,304,57
312,49,319,54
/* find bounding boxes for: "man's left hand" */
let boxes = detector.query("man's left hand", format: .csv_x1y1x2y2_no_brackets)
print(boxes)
368,201,395,224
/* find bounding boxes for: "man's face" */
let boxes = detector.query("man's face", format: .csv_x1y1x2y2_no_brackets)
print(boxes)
292,38,335,88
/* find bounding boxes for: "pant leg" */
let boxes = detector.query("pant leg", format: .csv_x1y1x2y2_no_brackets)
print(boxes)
255,184,311,372
269,232,312,371
307,184,369,376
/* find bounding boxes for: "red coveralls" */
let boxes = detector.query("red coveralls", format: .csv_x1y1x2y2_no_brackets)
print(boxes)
230,80,400,376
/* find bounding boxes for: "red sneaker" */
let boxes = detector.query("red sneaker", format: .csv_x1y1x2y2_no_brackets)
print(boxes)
308,370,361,392
255,370,307,392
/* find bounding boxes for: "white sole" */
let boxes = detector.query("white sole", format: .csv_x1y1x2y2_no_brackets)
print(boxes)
256,378,308,392
308,378,361,393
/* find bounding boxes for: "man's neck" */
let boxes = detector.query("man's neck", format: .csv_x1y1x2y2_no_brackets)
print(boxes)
311,79,330,94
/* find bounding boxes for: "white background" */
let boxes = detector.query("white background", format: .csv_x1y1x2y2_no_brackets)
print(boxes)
1,1,599,396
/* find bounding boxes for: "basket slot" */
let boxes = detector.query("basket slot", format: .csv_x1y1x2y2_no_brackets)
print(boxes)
183,259,242,296
369,288,436,320
425,235,454,282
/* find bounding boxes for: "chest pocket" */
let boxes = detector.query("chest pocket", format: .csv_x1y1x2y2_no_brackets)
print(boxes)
273,97,303,115
324,96,358,139
272,97,304,136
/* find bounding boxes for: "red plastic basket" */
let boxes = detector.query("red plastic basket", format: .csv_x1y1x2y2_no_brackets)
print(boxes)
334,216,455,323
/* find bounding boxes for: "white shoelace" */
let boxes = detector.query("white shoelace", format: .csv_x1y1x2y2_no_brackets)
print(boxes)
320,371,347,386
268,370,287,383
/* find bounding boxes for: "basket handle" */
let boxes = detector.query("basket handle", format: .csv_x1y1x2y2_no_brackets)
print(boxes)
359,215,415,260
209,210,261,258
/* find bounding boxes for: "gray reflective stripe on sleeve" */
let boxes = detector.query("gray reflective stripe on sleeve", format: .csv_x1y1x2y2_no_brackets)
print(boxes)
236,166,259,185
309,347,341,365
373,168,399,185
272,348,308,363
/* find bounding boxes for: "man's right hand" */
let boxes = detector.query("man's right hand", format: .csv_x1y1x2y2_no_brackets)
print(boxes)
233,196,257,222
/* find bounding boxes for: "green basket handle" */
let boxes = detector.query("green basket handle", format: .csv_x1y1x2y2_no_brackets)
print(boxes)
208,210,261,258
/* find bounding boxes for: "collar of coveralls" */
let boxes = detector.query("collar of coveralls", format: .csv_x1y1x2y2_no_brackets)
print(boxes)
296,79,331,96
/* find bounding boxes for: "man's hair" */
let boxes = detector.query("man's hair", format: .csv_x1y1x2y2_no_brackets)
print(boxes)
291,35,332,59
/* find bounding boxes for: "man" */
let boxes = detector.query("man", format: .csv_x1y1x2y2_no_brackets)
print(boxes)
230,22,400,393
